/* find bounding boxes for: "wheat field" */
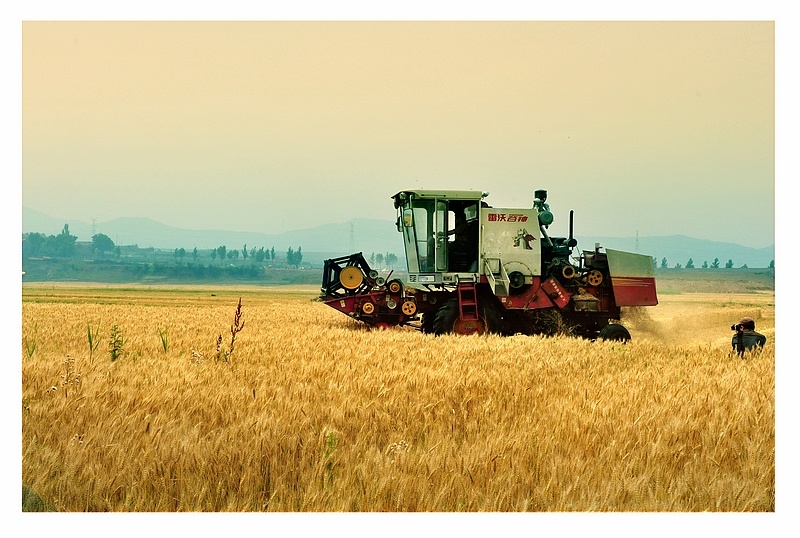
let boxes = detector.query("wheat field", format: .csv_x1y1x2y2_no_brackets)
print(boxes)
21,284,775,513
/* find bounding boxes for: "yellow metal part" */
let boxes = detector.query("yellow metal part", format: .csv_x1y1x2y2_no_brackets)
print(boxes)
586,270,603,286
362,302,375,314
340,266,364,290
401,301,417,315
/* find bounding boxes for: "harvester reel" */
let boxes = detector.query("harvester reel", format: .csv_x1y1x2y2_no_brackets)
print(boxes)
320,253,374,297
340,266,364,290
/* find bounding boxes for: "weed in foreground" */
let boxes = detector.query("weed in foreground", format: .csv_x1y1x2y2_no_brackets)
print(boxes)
216,297,245,362
108,324,125,362
87,324,101,362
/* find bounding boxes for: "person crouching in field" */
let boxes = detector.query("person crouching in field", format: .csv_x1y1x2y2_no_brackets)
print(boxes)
731,317,767,357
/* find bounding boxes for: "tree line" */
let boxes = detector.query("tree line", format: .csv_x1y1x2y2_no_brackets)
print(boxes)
656,257,774,270
23,227,305,268
368,252,398,270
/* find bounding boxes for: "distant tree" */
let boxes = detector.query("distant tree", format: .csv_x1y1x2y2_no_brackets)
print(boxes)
217,246,227,263
227,249,239,259
711,257,720,269
270,247,275,261
369,253,376,267
255,247,265,263
211,249,217,261
769,260,774,269
740,263,748,269
685,258,694,269
52,224,77,258
92,233,115,256
660,257,668,269
675,262,682,269
192,247,198,264
174,247,186,264
23,232,47,257
385,252,398,269
376,253,385,269
702,260,708,269
725,259,734,269
242,244,248,260
286,246,303,268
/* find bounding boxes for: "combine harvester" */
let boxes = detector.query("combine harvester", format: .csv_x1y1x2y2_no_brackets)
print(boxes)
320,189,657,340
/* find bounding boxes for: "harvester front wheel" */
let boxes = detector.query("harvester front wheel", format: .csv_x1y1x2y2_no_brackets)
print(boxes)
432,299,459,335
598,323,631,342
420,313,435,334
432,298,487,336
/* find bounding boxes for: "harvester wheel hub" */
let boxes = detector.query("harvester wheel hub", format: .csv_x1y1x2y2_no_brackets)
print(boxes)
586,270,604,286
401,301,417,315
453,317,486,335
340,266,364,290
388,280,403,294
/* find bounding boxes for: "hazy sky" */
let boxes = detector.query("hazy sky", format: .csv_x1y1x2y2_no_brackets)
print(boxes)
21,19,775,247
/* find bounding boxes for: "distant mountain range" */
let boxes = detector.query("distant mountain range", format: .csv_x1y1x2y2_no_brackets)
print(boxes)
22,207,775,268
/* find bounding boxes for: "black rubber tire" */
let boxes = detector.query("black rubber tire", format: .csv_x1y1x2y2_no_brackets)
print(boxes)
598,323,631,342
432,298,459,335
420,313,436,334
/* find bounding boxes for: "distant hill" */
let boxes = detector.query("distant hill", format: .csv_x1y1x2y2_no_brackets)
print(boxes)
574,234,774,270
22,207,775,268
21,207,406,261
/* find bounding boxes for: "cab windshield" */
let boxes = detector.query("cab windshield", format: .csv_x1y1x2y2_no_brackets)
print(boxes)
399,197,478,273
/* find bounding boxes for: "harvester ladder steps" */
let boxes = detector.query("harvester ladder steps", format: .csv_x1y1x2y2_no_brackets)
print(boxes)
483,258,510,296
457,282,480,322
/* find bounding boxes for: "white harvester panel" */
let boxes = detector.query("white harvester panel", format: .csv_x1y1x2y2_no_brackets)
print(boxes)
480,208,541,278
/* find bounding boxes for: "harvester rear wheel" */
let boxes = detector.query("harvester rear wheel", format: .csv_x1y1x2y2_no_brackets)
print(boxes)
598,323,631,342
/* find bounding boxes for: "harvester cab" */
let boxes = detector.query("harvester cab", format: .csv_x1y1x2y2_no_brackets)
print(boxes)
320,189,657,340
